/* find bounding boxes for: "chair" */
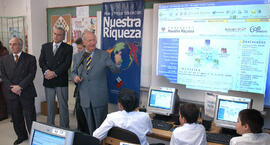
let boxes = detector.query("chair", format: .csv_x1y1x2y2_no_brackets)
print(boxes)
73,131,101,145
102,127,140,145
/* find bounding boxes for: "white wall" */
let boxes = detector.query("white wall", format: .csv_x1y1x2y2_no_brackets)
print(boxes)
27,0,48,113
0,0,4,15
2,0,28,16
48,0,124,8
3,0,48,113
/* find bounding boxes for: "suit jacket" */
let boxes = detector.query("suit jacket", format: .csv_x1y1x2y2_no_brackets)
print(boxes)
39,42,73,88
71,49,121,108
0,52,37,104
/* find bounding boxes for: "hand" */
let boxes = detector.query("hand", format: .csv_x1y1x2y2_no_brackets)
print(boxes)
74,76,83,83
45,70,57,80
10,85,22,96
114,51,122,65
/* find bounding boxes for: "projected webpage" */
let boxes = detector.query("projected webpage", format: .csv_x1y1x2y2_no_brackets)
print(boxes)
149,90,172,110
32,130,65,145
157,0,270,94
217,100,248,122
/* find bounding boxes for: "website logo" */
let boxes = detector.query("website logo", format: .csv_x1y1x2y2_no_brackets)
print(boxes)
250,26,267,33
167,26,194,33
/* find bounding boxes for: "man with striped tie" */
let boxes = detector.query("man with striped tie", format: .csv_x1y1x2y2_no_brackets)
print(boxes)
71,30,121,135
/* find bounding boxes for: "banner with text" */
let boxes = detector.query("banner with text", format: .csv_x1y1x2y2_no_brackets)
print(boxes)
101,0,144,104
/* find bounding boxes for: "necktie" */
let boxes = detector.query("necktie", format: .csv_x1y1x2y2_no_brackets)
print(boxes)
53,44,58,55
86,55,92,70
15,54,19,63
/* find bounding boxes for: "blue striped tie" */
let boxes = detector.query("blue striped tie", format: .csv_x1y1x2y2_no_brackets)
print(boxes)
86,55,92,70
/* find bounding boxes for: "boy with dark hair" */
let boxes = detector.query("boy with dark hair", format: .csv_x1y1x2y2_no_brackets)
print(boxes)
170,103,206,145
230,109,270,145
93,88,152,145
75,37,84,53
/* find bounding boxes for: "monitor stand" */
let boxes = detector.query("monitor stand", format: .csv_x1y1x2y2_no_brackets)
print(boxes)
221,128,238,136
153,114,172,121
153,114,179,123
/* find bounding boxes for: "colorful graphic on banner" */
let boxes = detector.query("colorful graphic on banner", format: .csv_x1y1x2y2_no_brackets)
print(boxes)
102,0,144,104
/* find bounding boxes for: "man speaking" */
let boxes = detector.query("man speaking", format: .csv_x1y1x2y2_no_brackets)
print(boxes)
71,30,121,135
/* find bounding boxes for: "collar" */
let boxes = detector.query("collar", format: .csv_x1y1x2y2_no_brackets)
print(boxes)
53,42,62,47
242,133,256,137
13,51,22,57
182,123,197,128
85,49,95,57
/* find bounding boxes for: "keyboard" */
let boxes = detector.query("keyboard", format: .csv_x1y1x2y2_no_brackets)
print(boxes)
206,133,233,145
152,119,173,131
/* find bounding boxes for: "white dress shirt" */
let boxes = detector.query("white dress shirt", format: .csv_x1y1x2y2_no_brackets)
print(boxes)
170,123,207,145
93,110,152,145
13,51,22,61
230,133,270,145
53,42,62,54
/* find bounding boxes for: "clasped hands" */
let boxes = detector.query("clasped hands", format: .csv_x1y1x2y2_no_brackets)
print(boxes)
10,85,22,96
45,70,57,80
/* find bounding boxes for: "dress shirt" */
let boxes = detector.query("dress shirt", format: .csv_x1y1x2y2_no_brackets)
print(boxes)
85,49,121,68
170,123,206,145
13,51,22,62
230,133,270,145
53,42,62,54
93,110,152,145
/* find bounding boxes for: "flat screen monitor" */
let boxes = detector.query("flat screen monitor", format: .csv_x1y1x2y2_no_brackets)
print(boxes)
214,95,252,129
29,121,74,145
147,87,176,116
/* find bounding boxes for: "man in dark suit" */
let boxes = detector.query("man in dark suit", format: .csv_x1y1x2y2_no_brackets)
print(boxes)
0,40,9,121
39,26,73,128
0,37,37,145
71,31,121,135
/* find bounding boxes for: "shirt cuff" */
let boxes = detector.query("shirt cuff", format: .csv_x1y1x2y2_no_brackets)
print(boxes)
116,64,121,68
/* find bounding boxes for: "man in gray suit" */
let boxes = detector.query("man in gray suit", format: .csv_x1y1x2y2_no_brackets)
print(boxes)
71,31,121,135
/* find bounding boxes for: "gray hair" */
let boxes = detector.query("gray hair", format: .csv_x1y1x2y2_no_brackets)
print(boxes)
82,30,96,41
17,38,23,46
54,26,66,37
10,37,23,46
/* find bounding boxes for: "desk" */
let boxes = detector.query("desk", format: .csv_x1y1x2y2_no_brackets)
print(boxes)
148,122,222,145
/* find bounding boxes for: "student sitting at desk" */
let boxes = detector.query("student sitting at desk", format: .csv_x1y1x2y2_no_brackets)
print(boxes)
93,88,152,145
170,103,206,145
230,109,270,145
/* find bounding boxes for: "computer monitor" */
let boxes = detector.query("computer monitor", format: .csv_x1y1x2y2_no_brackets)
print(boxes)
29,121,74,145
147,87,177,116
214,95,252,129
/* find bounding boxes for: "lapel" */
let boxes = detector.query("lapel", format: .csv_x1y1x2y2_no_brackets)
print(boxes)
8,54,16,70
7,53,24,79
8,52,25,67
16,52,25,66
49,42,54,56
77,52,85,75
54,42,63,56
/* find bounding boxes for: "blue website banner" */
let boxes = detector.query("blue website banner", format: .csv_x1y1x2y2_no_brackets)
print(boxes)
101,0,144,104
